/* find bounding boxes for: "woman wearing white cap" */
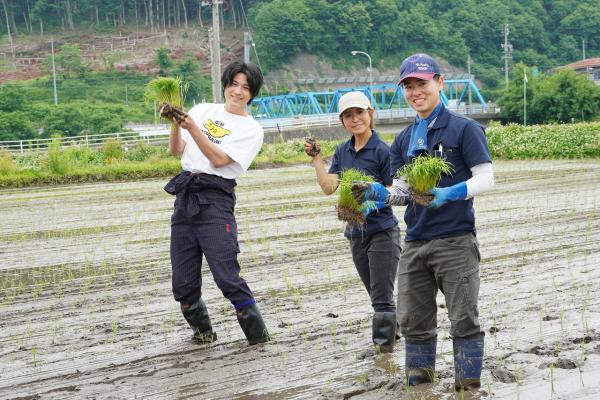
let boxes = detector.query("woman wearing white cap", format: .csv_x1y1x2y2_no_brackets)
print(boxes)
304,91,401,353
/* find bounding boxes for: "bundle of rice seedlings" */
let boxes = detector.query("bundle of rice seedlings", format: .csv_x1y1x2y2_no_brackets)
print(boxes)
144,77,189,125
337,168,376,229
397,154,453,206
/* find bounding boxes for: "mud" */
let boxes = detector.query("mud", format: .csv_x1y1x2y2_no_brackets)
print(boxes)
1,159,599,399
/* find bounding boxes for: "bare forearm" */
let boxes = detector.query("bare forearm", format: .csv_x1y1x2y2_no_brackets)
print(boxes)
312,156,338,195
169,125,185,156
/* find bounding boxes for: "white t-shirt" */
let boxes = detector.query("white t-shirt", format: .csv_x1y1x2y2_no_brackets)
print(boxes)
180,103,264,179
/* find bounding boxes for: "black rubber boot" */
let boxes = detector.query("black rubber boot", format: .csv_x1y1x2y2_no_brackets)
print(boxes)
372,311,396,353
181,298,217,344
236,302,270,345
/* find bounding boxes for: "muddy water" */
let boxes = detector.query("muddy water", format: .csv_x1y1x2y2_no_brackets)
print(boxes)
0,160,599,399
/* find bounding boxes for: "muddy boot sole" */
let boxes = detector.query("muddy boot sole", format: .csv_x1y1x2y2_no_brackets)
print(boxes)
192,331,218,344
407,368,435,386
455,378,481,391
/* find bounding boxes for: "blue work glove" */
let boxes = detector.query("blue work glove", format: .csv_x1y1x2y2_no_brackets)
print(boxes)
362,200,387,216
428,181,467,209
351,181,388,203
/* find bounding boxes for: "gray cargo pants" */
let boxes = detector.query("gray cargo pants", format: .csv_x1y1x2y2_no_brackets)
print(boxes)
397,233,482,340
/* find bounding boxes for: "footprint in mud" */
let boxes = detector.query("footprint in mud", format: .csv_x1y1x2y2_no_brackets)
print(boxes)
527,344,558,356
489,365,517,383
358,348,375,360
542,315,559,321
540,358,578,370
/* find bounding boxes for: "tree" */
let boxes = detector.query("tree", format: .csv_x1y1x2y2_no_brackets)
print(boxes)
0,84,27,112
174,53,210,103
498,63,534,123
0,112,37,141
530,69,600,123
42,104,87,137
42,43,87,78
155,47,173,75
499,64,600,124
250,0,314,70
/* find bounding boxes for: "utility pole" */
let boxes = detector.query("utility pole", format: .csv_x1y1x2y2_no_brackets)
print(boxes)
209,0,223,103
501,23,512,88
50,37,58,105
244,31,252,64
582,39,586,60
467,54,472,107
523,68,527,126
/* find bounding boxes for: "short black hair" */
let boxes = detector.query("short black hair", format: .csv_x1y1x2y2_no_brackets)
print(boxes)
221,61,264,104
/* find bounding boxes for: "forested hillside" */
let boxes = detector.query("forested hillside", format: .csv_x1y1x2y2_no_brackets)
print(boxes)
1,0,599,88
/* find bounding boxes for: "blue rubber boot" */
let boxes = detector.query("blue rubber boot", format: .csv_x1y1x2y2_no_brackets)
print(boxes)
405,338,437,386
453,334,484,391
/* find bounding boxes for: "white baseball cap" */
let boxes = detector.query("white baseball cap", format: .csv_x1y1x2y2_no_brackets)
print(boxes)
338,91,371,117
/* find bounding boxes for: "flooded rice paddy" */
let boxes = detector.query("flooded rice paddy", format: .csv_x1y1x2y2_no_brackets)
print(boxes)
1,159,599,399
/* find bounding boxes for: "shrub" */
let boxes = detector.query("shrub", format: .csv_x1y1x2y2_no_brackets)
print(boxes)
486,122,600,159
102,139,124,162
0,151,18,174
47,139,72,175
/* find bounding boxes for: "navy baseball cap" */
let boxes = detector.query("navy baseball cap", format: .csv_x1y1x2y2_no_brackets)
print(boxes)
399,53,441,84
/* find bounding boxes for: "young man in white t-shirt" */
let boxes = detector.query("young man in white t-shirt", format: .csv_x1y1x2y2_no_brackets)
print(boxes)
164,61,269,345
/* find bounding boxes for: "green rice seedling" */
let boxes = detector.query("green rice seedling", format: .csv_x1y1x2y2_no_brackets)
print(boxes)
144,76,188,125
397,154,453,206
337,168,376,228
549,363,556,396
31,345,38,365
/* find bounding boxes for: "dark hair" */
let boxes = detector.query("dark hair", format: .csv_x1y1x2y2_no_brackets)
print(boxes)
221,61,264,104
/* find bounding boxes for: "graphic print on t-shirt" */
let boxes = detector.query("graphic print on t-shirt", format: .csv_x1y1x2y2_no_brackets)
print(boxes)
203,119,231,144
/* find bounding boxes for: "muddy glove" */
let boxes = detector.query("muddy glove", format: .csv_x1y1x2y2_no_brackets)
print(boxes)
352,178,411,206
428,181,467,209
362,201,387,216
351,181,388,204
304,137,321,157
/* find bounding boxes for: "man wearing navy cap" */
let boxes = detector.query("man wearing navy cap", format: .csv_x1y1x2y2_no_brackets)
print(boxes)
352,53,494,391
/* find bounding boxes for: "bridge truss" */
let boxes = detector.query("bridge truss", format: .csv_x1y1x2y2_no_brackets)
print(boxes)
251,80,487,119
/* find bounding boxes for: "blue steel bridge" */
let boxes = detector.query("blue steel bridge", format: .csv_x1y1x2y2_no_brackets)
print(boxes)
250,79,490,120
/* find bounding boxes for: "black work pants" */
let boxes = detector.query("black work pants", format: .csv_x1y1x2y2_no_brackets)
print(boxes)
170,186,254,309
349,226,401,312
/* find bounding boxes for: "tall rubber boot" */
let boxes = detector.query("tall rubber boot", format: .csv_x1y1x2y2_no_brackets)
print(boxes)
236,302,270,345
453,333,484,391
405,338,437,386
181,298,217,344
372,312,396,353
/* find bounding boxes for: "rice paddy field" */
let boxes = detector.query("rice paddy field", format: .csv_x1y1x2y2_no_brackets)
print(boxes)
1,159,599,399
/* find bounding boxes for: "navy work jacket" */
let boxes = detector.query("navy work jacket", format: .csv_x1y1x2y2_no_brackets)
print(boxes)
389,105,492,241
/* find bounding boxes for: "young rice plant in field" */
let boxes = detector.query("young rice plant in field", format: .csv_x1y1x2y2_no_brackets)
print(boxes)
397,155,452,205
337,168,375,228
